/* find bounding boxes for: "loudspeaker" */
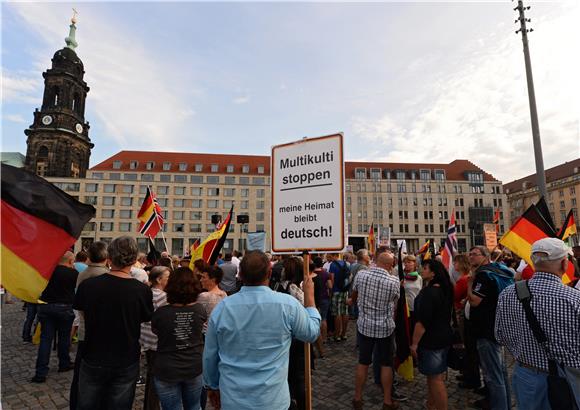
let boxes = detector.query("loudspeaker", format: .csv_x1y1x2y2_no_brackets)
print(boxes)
211,214,222,225
237,215,249,224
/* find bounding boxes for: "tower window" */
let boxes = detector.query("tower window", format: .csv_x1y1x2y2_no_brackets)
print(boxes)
53,87,60,107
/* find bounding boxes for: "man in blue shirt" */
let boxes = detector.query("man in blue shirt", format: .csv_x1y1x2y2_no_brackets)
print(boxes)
203,250,321,410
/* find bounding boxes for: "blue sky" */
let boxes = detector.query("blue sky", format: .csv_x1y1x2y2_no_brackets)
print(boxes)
2,1,578,183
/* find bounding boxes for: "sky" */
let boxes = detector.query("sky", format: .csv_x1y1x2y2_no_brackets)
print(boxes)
2,1,579,184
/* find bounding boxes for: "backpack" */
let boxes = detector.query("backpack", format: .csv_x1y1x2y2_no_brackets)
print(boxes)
332,260,351,292
477,262,515,295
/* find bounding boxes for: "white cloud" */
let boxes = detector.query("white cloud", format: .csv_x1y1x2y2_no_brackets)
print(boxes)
1,70,41,105
350,6,579,183
5,4,201,152
3,113,27,123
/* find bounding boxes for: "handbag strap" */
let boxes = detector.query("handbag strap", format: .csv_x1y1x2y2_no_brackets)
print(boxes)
514,281,559,375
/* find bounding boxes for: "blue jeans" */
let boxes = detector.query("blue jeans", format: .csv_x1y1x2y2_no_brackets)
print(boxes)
559,365,580,410
22,302,39,341
77,360,139,410
512,363,549,410
34,303,74,378
154,374,203,410
477,338,511,410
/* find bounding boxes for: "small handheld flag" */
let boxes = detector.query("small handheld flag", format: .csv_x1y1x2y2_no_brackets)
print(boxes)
137,187,164,238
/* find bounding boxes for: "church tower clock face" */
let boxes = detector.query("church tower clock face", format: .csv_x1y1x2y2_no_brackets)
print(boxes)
23,16,94,178
41,115,53,125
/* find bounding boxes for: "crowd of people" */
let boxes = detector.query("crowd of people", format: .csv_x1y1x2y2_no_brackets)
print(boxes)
20,235,580,410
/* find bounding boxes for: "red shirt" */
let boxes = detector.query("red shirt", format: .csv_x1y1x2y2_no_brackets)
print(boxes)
454,275,469,310
522,265,535,280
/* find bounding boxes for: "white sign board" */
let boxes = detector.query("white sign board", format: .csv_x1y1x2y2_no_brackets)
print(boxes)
271,134,345,253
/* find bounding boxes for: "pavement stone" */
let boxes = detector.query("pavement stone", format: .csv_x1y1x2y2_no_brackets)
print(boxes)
2,301,511,410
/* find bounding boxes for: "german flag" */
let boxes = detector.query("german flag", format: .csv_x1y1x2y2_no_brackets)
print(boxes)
137,187,164,238
417,240,430,256
394,242,413,381
368,223,376,254
189,207,233,268
557,210,577,241
1,164,95,302
499,203,556,267
493,208,500,234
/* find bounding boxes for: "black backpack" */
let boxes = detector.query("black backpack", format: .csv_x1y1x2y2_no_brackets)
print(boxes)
332,261,350,292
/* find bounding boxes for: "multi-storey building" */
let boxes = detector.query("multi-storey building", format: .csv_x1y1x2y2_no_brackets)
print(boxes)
504,158,580,232
49,153,507,255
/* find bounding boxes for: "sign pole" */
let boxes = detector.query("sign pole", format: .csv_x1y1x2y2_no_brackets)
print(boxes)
303,250,312,410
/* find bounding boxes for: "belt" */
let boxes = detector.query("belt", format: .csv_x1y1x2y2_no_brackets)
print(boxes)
517,361,549,374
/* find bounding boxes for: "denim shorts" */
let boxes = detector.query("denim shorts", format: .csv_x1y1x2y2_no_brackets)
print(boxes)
418,346,449,376
318,299,330,321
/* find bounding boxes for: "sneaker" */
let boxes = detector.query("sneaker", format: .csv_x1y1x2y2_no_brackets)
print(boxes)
391,392,408,402
30,376,46,383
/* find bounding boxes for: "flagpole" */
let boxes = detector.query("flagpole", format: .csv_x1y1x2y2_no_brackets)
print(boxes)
148,184,168,253
302,250,312,410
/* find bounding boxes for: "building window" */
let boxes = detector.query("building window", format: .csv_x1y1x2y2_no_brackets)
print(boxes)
124,173,137,181
239,177,249,184
86,183,98,192
175,186,186,195
226,165,234,173
146,161,155,170
195,164,203,172
208,188,220,196
84,196,97,205
141,174,154,182
157,198,168,207
120,210,132,219
112,160,122,169
211,164,219,173
157,186,169,195
190,224,202,233
257,166,265,174
192,199,202,208
121,197,132,206
208,200,219,208
256,212,265,221
103,184,115,193
355,168,366,180
178,163,187,171
241,201,249,209
191,175,203,183
122,185,134,193
224,188,235,197
241,188,249,197
256,201,265,209
129,161,138,170
225,176,236,184
173,224,185,232
190,211,202,220
174,175,187,182
102,209,115,218
100,222,114,232
257,189,265,198
207,176,219,184
253,177,265,185
191,187,202,196
370,168,381,180
396,171,406,180
242,165,250,174
103,196,115,206
434,169,445,181
163,162,171,171
174,199,185,207
420,169,431,181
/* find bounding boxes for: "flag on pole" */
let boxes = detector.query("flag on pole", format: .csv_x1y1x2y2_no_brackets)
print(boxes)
189,207,233,268
417,240,430,256
557,210,577,241
441,209,458,273
368,223,376,254
137,187,164,238
394,243,414,381
493,208,500,234
1,164,95,302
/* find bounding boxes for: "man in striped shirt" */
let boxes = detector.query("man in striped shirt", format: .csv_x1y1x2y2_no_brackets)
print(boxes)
349,251,400,410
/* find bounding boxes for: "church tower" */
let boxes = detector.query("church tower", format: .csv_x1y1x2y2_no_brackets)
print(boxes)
25,14,93,178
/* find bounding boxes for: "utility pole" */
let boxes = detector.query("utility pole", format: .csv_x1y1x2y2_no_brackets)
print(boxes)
514,0,548,199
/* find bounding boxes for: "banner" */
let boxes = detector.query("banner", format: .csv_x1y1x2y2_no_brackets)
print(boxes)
484,223,498,251
247,232,266,252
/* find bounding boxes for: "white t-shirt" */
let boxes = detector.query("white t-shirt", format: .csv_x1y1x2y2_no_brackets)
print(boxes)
130,267,149,284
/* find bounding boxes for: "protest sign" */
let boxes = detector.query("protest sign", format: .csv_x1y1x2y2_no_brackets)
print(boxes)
484,223,498,251
271,134,345,253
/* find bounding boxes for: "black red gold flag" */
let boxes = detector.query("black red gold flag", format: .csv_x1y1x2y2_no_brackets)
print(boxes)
1,164,95,302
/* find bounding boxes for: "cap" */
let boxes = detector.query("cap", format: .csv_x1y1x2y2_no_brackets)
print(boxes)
531,238,572,261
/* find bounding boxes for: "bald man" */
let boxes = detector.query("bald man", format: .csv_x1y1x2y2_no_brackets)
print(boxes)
348,251,400,410
31,251,79,383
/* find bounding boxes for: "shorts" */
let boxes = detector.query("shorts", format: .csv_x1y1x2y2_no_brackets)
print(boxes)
418,346,449,376
357,331,394,367
318,299,330,321
331,292,348,316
